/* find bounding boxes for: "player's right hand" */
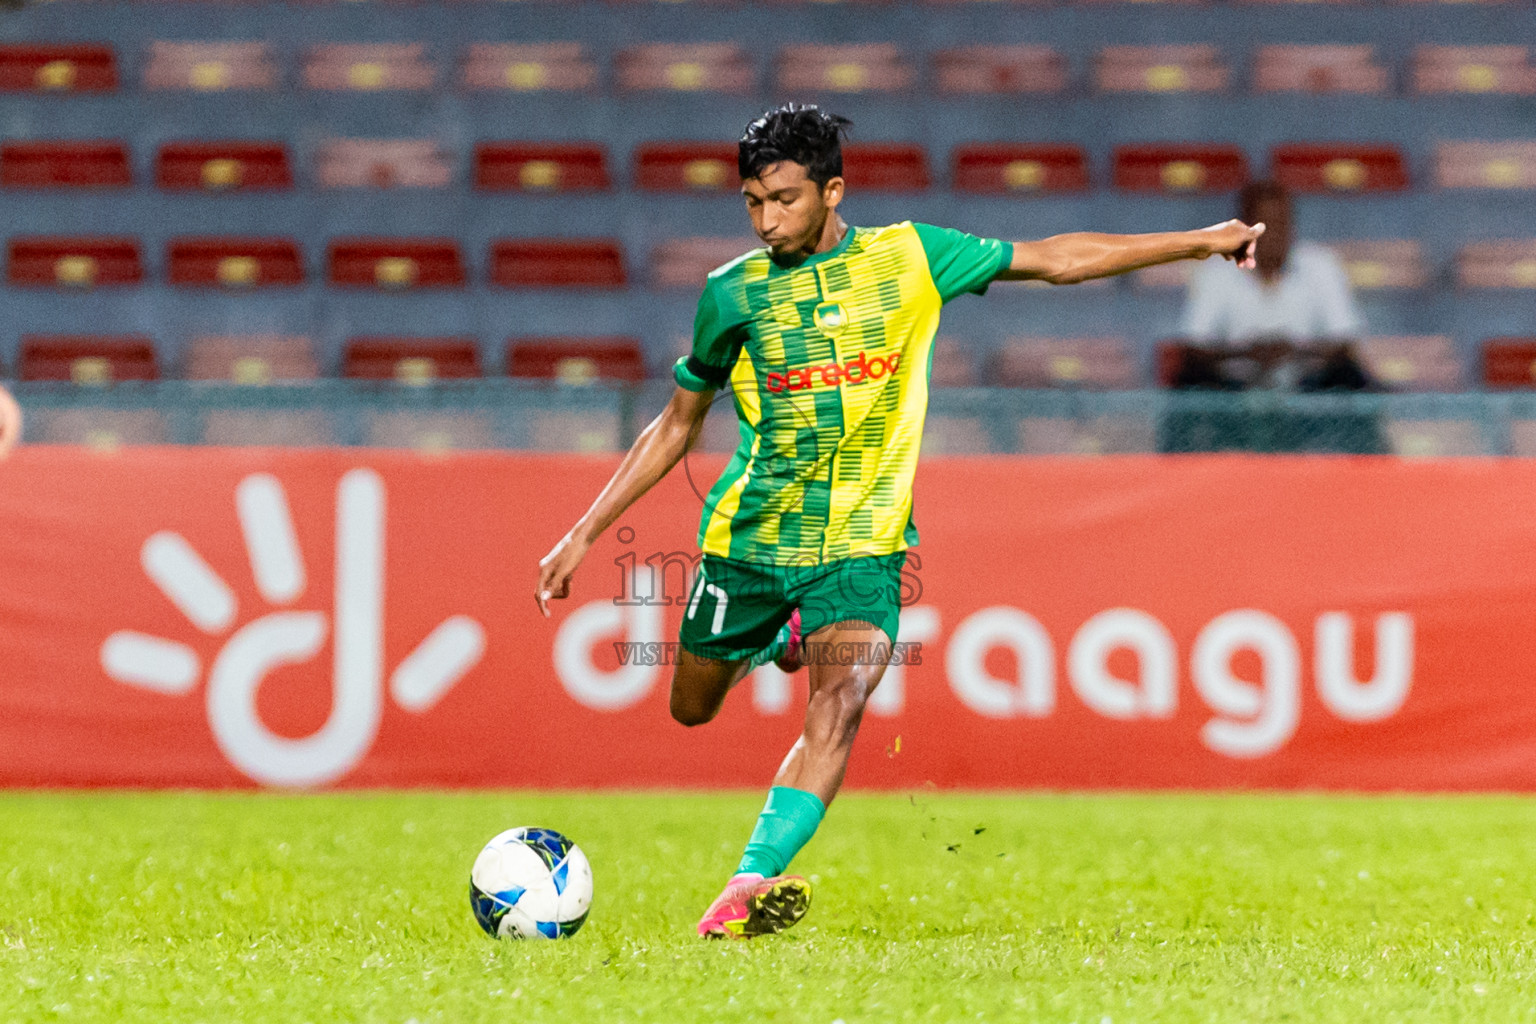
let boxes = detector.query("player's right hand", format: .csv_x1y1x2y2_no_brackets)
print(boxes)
0,384,21,460
536,532,590,618
1197,219,1265,269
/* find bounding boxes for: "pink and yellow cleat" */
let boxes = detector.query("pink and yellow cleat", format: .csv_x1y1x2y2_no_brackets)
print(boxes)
774,609,804,673
696,873,812,939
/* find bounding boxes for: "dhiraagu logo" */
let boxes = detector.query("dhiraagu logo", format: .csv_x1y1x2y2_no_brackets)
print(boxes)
813,301,849,338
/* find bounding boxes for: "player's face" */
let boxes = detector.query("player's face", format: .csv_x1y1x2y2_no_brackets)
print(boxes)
741,161,844,256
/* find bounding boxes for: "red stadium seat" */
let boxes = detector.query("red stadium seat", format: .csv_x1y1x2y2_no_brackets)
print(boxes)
651,237,758,289
842,143,930,191
1482,338,1536,389
615,44,755,94
1253,45,1389,94
344,337,482,382
366,412,495,452
1113,144,1247,193
167,238,305,288
7,237,143,288
474,142,610,192
1332,240,1430,290
1,140,130,188
634,142,738,192
185,335,320,383
328,239,467,289
777,44,915,94
1358,336,1464,391
303,44,435,91
933,46,1068,94
1436,141,1536,189
952,144,1089,193
157,142,293,192
1457,240,1536,289
316,139,452,189
0,44,117,92
143,42,277,91
1156,340,1191,386
507,337,646,383
1096,45,1229,94
928,336,977,387
489,239,626,288
1414,46,1536,95
460,43,597,93
20,335,159,384
1271,144,1408,193
992,337,1139,389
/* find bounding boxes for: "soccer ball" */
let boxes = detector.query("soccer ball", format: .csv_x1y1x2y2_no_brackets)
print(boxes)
469,827,593,940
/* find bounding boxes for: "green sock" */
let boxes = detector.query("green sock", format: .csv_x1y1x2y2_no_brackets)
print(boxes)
745,620,793,670
736,786,826,878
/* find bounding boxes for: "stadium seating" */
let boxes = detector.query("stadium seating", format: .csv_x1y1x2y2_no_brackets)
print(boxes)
143,42,277,92
992,337,1139,389
167,238,305,288
460,43,597,92
777,44,915,94
931,45,1068,94
157,142,294,192
202,410,335,446
506,337,646,383
1135,263,1193,291
651,237,757,289
1357,336,1464,391
0,44,117,92
489,239,626,288
29,409,168,448
921,415,993,456
1332,240,1430,290
1253,46,1388,94
1435,142,1536,189
842,144,932,191
1095,46,1229,94
615,44,754,94
303,44,435,91
1481,338,1536,389
1457,240,1536,288
328,239,467,289
635,143,738,192
7,237,143,288
316,139,453,189
527,410,622,452
365,411,494,452
1,141,130,188
473,143,610,192
1383,419,1488,458
343,337,481,382
19,335,159,384
1271,144,1409,193
1413,46,1536,95
929,337,977,387
952,144,1090,193
1113,144,1247,193
1018,416,1157,455
184,335,320,383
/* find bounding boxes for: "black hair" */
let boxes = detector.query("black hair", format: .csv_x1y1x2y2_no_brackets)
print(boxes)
1239,179,1290,223
738,104,853,186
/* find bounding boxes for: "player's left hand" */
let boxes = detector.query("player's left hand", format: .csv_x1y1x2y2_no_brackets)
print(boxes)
1197,219,1265,270
0,384,20,460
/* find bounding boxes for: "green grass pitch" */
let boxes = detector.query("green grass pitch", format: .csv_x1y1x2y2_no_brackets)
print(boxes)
4,791,1536,1023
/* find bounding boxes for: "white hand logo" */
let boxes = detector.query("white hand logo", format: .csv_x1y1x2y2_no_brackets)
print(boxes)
100,469,486,787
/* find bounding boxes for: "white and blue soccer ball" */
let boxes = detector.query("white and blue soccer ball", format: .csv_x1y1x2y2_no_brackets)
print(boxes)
470,827,593,940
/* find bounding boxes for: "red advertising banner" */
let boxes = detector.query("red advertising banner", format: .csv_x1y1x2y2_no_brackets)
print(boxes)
1,447,1534,791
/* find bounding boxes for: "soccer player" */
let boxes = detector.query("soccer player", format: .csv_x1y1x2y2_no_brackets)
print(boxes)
0,383,19,460
536,104,1263,939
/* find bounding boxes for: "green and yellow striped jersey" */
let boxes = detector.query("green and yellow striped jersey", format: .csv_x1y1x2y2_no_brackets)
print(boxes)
674,220,1012,566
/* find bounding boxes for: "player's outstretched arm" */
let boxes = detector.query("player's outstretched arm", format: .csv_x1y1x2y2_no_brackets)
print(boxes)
999,219,1265,285
536,385,714,617
0,384,20,460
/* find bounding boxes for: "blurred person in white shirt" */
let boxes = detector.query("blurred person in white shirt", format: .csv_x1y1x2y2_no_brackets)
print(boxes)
1176,180,1370,391
0,385,17,459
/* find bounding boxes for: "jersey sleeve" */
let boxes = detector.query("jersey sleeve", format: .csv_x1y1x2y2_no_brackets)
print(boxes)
673,275,749,391
913,222,1015,303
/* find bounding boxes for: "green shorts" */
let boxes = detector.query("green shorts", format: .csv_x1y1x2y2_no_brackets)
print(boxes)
678,552,909,662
